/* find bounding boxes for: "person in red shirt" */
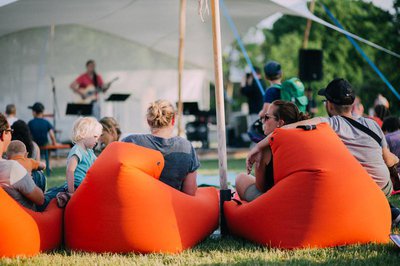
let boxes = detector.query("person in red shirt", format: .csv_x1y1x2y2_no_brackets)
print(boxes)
70,60,110,103
70,60,111,118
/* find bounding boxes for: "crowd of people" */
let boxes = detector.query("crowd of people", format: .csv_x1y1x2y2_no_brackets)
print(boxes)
0,59,400,232
0,98,200,211
241,72,400,228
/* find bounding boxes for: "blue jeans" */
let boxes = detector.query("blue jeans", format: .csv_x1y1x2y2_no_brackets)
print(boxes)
32,170,47,193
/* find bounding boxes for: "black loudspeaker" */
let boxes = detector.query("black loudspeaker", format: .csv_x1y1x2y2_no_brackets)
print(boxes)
299,49,323,81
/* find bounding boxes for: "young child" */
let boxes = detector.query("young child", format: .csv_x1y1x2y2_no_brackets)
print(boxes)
66,117,102,194
39,117,102,210
6,140,46,175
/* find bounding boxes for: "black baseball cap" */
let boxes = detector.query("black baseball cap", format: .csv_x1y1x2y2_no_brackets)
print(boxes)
318,78,355,105
264,61,282,78
28,102,45,113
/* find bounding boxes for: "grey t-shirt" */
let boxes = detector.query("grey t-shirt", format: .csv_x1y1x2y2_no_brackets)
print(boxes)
122,134,200,190
0,159,36,210
320,116,390,190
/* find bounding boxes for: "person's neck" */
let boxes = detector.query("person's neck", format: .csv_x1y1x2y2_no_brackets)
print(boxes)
151,127,174,139
35,114,44,118
269,80,281,86
75,141,88,151
337,112,353,119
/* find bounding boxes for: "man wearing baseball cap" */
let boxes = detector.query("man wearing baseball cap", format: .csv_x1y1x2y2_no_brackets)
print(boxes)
247,78,400,227
259,60,283,117
27,102,57,147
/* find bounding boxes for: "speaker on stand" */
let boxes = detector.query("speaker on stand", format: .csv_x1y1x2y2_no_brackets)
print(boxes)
299,49,323,82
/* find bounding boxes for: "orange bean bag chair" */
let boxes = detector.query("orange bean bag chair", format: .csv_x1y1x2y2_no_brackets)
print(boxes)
65,142,219,253
224,123,391,249
0,190,63,258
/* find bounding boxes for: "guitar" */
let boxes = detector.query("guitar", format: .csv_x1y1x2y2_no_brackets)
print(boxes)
76,77,119,104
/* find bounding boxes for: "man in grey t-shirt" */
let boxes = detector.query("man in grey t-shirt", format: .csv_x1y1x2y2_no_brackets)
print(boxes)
282,78,400,226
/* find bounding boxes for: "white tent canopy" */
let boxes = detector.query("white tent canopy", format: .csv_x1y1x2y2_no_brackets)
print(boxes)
0,0,397,140
1,0,397,71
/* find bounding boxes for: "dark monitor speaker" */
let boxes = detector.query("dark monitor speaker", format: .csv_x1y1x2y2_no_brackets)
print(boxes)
66,103,93,116
299,49,323,82
181,102,200,115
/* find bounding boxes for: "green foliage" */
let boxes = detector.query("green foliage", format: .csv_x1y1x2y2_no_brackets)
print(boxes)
225,0,400,114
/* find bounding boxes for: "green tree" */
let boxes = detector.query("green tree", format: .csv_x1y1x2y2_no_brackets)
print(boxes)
225,0,400,114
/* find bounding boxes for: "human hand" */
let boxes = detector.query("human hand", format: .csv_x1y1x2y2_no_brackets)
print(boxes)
246,146,262,175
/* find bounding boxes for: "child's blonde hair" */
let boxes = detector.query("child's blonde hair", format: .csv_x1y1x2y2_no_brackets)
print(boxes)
6,140,26,158
71,117,103,143
146,100,176,129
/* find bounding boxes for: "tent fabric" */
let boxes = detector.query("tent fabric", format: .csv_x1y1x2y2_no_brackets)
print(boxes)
0,0,397,140
0,0,398,71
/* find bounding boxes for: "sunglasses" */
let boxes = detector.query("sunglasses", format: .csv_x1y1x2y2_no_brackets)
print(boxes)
261,114,277,123
4,128,13,134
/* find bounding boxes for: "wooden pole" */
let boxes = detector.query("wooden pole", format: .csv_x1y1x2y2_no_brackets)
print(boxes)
302,0,316,49
210,0,228,190
177,0,187,136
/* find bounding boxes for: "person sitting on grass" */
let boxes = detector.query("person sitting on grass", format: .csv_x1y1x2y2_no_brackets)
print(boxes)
6,140,46,175
236,100,309,202
38,117,102,210
122,100,199,196
0,113,45,211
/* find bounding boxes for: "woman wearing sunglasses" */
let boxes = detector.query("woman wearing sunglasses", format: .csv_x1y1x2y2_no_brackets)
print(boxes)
235,100,309,201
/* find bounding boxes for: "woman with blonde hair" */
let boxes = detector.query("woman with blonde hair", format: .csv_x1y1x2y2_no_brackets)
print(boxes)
122,100,199,196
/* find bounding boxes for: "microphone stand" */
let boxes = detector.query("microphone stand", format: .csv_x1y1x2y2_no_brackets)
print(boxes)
51,76,59,139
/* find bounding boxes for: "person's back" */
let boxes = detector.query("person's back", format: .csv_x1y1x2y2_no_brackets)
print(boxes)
123,134,199,190
320,115,390,191
28,117,53,146
27,102,55,147
6,140,45,175
122,100,199,195
0,159,37,210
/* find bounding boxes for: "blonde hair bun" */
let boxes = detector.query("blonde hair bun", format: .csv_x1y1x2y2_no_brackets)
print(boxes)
147,100,176,129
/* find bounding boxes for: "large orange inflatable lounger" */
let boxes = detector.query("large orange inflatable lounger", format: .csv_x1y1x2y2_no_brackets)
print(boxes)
0,192,63,258
65,142,219,254
224,123,391,249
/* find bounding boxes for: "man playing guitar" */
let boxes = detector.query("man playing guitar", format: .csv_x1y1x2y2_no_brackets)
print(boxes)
70,60,117,118
70,60,108,103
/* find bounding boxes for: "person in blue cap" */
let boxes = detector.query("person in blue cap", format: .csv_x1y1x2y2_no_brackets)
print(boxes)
259,61,283,118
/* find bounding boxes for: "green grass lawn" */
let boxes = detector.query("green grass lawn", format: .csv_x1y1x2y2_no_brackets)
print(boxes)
2,159,400,265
